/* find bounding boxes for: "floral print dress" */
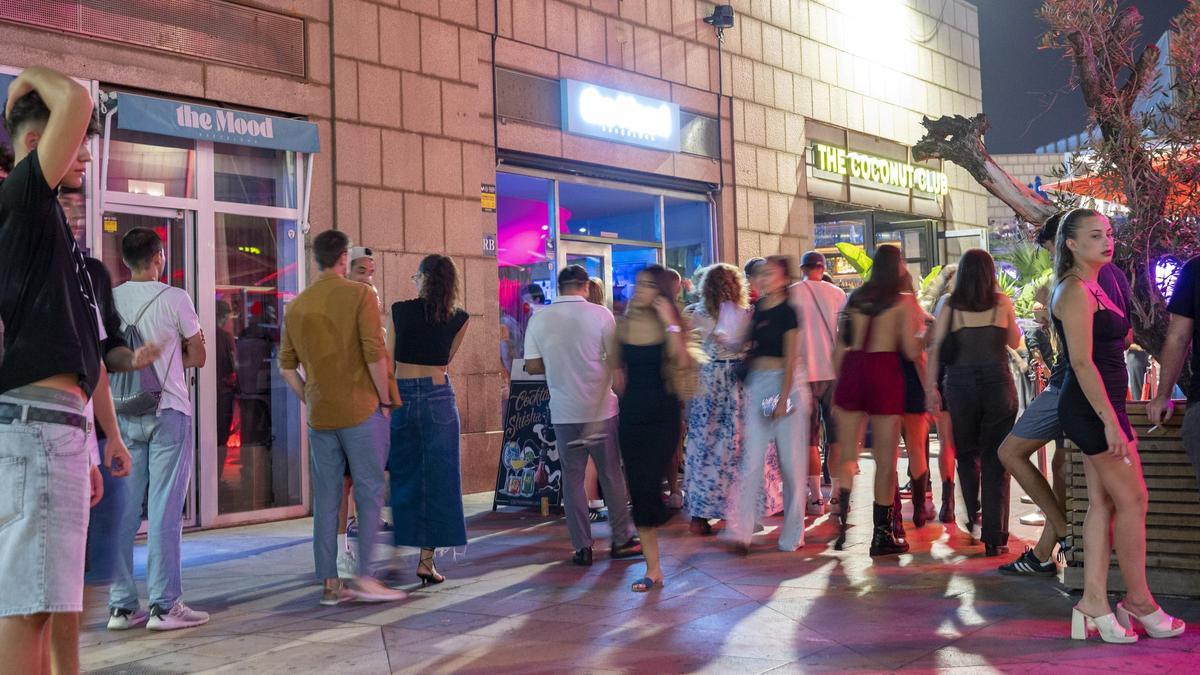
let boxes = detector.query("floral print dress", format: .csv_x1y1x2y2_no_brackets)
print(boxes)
683,305,784,520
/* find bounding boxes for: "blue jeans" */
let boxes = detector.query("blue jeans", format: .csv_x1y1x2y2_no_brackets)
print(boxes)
109,410,193,612
85,438,127,586
0,386,89,616
390,378,466,548
309,410,388,580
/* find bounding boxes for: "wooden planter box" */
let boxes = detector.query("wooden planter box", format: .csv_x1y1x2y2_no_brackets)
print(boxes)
1064,402,1200,597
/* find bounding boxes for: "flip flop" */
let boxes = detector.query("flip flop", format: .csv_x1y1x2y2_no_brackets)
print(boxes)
631,576,664,593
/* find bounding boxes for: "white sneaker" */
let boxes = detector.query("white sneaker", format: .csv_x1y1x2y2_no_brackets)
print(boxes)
348,576,408,603
1020,510,1047,526
1020,494,1035,505
107,607,149,631
147,601,210,631
336,546,358,579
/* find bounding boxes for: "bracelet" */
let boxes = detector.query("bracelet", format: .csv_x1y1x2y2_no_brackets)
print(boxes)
665,324,681,334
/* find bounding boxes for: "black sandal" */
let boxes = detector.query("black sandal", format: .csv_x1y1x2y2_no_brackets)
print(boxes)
416,548,445,586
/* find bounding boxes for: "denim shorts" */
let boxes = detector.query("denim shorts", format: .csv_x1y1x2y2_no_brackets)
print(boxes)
0,386,90,616
1009,385,1062,442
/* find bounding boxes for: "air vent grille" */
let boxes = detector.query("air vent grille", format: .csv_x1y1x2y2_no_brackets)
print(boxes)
1,0,306,78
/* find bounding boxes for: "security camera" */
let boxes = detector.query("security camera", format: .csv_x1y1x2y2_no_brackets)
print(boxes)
704,5,735,30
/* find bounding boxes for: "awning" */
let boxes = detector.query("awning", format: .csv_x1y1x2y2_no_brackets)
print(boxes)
1041,152,1198,210
115,92,320,153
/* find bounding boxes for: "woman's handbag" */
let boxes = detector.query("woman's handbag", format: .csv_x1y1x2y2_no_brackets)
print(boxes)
665,331,707,402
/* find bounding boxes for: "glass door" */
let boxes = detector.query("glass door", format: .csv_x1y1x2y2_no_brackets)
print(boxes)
557,241,612,309
99,206,199,529
874,219,934,280
213,214,304,515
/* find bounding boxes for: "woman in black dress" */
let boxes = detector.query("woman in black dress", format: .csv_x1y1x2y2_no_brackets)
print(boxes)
1052,209,1184,643
612,264,695,592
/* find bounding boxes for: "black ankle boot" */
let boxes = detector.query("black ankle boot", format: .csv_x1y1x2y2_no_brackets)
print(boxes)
911,472,929,528
891,485,906,541
833,488,851,551
870,503,910,557
939,480,955,524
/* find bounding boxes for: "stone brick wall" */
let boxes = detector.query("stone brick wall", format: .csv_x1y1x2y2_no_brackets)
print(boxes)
724,0,988,261
327,1,502,493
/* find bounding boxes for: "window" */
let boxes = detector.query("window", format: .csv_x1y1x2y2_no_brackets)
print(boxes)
558,181,660,243
105,124,196,198
214,143,297,208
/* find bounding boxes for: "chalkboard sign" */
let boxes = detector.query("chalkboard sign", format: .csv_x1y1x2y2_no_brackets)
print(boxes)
493,362,563,510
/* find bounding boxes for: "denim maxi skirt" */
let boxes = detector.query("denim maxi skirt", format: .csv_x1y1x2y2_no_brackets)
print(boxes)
389,377,468,548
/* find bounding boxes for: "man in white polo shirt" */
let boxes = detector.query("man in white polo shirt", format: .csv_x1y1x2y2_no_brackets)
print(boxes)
790,251,847,515
524,265,641,566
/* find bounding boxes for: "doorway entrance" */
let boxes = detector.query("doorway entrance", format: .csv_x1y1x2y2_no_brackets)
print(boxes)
813,201,940,291
495,167,715,372
97,104,311,528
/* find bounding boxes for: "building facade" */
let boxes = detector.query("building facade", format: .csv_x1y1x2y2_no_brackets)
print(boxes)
0,0,984,528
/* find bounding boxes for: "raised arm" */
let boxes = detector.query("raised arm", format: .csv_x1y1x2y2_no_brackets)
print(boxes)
5,67,94,189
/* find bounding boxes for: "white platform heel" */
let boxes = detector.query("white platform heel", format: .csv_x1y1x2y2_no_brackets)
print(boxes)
1071,607,1138,643
1114,602,1186,639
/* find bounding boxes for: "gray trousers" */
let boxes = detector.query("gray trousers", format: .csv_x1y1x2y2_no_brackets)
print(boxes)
1184,405,1200,488
309,410,389,581
555,416,637,550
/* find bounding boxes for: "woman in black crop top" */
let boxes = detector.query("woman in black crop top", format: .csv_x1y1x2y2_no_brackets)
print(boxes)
723,256,810,554
387,255,470,586
925,249,1021,557
1051,210,1184,643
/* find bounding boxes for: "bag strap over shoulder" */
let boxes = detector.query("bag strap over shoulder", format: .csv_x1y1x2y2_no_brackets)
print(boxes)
120,285,173,329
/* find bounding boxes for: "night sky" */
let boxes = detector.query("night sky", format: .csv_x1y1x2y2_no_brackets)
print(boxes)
969,0,1187,153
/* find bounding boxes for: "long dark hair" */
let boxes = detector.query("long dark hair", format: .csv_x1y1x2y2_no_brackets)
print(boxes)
417,254,460,323
949,249,999,312
630,263,684,327
848,245,903,316
1053,208,1102,280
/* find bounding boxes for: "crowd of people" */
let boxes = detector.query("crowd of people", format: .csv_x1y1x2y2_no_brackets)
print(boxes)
2,66,1199,673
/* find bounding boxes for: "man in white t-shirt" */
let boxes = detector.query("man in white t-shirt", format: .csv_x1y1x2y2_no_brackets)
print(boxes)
108,227,209,632
524,265,641,566
789,251,847,515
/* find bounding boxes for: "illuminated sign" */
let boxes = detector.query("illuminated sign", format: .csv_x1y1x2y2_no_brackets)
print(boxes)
561,79,680,152
812,142,948,196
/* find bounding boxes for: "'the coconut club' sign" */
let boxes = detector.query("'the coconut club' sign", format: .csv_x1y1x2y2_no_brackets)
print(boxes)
116,93,320,153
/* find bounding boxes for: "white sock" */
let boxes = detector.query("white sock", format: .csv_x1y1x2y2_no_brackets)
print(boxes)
337,533,348,553
808,476,822,501
588,499,605,510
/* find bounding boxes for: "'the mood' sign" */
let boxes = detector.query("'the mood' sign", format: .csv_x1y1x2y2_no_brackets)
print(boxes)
116,93,320,153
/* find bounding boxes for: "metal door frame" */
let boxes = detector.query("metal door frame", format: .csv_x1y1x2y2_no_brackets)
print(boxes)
557,240,614,310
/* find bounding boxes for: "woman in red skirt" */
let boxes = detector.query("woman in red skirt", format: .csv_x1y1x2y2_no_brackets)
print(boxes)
830,246,924,556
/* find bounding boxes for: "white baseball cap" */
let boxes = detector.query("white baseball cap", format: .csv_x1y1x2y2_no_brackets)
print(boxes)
349,246,374,263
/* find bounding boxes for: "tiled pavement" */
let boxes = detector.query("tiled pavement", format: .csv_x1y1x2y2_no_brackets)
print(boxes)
81,458,1200,674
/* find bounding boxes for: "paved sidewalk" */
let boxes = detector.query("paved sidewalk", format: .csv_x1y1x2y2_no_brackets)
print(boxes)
81,461,1200,673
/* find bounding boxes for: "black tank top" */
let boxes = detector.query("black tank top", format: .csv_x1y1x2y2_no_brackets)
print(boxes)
1052,279,1131,408
946,305,1009,367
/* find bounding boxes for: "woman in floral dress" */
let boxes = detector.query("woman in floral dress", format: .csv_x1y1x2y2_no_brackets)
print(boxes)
683,264,784,534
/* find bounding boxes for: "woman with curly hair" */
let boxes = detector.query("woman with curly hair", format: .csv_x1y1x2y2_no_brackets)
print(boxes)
387,255,470,585
682,264,783,535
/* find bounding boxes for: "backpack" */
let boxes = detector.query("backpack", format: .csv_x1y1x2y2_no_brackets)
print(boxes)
111,287,172,416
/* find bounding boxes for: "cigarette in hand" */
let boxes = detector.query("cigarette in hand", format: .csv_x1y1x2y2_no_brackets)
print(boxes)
1147,425,1160,435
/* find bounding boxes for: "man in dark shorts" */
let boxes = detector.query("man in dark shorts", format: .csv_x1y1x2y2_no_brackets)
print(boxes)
1147,255,1200,485
997,211,1132,575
